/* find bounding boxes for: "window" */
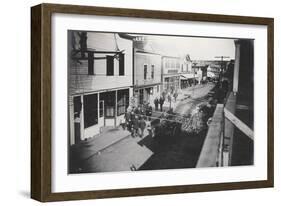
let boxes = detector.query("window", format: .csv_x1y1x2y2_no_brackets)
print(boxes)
171,60,175,68
119,53,125,76
83,94,98,128
157,85,159,92
117,89,129,116
88,52,94,75
165,60,169,68
176,61,180,69
100,91,116,118
144,65,147,80
151,65,155,79
106,55,114,76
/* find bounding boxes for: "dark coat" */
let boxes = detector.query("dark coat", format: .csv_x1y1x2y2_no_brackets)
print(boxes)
139,119,146,130
159,97,165,105
154,98,159,105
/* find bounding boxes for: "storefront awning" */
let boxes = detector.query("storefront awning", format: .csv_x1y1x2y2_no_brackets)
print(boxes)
180,73,198,79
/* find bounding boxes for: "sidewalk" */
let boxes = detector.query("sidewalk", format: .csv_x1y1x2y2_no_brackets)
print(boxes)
70,127,131,161
69,124,154,173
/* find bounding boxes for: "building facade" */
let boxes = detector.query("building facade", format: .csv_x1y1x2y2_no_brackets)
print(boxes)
133,50,162,107
68,32,133,145
162,55,193,92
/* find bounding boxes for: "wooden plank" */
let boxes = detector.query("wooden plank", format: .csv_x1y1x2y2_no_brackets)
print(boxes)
196,104,224,167
236,104,249,110
224,108,254,140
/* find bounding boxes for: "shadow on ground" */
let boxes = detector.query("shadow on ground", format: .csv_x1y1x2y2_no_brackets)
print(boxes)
138,129,208,170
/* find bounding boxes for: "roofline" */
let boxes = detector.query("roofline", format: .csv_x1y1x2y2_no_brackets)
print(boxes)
135,49,162,56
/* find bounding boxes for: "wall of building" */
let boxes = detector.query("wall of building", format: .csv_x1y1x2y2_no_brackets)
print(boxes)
134,52,162,87
162,56,183,74
69,32,133,95
68,32,133,144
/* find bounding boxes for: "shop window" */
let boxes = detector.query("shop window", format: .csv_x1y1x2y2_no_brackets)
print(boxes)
117,89,129,116
100,91,116,118
83,94,98,128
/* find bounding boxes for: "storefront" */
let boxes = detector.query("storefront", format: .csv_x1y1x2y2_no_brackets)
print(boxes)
70,88,130,143
134,84,160,106
163,76,180,93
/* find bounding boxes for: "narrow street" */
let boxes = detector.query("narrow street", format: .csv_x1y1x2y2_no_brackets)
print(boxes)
75,83,215,173
174,83,215,115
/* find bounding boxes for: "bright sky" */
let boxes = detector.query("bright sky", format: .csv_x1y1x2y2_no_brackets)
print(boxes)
132,34,236,60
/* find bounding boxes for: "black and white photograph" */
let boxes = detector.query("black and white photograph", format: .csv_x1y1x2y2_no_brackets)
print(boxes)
67,30,254,174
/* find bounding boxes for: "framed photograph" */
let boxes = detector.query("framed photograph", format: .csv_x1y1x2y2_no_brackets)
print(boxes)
31,3,274,202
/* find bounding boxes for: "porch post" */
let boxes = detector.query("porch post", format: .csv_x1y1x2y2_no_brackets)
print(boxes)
233,40,241,94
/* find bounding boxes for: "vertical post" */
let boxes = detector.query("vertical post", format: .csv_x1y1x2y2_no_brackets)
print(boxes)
69,96,75,145
80,95,84,140
233,41,241,94
115,90,118,127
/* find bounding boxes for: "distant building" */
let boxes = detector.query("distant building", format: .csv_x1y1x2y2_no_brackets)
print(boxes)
68,32,133,145
179,54,194,89
133,49,162,106
162,56,185,93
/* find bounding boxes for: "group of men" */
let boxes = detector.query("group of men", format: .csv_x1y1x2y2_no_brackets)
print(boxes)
153,96,165,111
123,104,153,138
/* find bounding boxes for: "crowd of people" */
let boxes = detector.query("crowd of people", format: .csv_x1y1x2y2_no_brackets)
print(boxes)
122,103,153,138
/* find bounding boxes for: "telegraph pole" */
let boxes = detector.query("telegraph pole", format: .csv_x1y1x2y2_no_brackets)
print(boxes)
215,56,230,82
192,62,198,97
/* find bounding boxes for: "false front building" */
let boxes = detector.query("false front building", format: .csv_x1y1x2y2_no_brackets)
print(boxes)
68,31,133,145
133,49,162,107
162,55,193,93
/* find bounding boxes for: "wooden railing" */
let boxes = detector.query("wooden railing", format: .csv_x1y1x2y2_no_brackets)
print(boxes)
196,92,254,168
196,104,224,167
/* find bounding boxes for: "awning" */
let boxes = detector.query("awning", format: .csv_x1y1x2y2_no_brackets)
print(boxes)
180,73,198,79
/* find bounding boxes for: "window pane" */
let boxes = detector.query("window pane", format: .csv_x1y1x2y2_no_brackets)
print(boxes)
106,55,114,76
119,53,124,76
100,91,116,117
144,65,147,80
88,52,94,75
83,94,98,128
117,89,129,116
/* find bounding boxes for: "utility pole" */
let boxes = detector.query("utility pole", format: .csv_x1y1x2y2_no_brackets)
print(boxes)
215,56,230,82
192,62,198,97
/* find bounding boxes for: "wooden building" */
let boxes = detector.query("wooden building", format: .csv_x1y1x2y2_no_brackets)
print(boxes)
133,49,162,107
68,31,133,145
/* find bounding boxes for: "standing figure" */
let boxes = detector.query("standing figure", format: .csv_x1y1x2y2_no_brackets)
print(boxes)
130,112,136,136
133,116,139,137
173,92,178,102
154,97,159,111
159,96,165,112
146,103,153,121
124,111,131,131
139,117,146,138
